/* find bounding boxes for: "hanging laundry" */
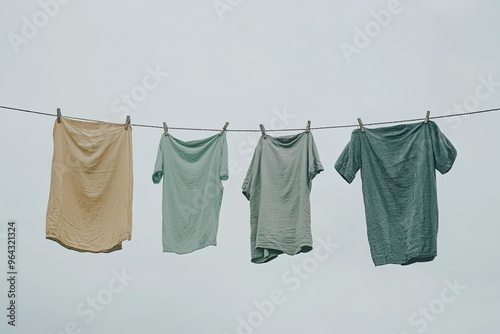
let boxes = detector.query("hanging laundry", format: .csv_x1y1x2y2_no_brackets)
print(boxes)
335,121,457,266
46,118,133,253
152,132,228,254
242,131,324,264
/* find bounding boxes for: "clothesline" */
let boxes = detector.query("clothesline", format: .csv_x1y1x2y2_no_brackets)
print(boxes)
45,114,459,265
1,104,499,132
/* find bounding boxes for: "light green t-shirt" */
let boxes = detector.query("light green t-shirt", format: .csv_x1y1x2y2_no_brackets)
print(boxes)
152,132,228,254
242,131,324,264
335,121,457,266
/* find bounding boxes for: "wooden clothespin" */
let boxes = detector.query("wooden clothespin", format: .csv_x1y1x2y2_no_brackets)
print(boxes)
357,118,365,132
163,122,168,136
305,120,311,133
424,111,430,123
125,115,131,130
57,108,61,123
259,124,267,139
220,122,229,135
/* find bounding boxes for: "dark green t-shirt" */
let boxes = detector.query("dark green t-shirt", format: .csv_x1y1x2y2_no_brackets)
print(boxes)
335,121,457,266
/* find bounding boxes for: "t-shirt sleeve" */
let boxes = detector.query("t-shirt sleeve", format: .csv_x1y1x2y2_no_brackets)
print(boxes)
220,132,229,181
335,130,361,184
242,143,259,201
429,121,457,174
308,132,324,180
152,137,163,184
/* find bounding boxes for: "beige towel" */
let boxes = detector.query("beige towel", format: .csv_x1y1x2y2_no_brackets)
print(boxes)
46,118,133,252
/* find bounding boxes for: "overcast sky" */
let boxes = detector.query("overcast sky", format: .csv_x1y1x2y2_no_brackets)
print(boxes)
1,1,500,333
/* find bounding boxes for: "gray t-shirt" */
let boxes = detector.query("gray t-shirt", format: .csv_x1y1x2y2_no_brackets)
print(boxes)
335,121,457,266
242,131,324,263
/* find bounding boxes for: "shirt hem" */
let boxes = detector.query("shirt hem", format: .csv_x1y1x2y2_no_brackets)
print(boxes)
372,253,437,266
163,241,217,254
46,234,131,253
255,242,313,257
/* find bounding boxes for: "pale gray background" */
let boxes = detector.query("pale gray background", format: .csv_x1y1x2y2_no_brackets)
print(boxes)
1,1,499,333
